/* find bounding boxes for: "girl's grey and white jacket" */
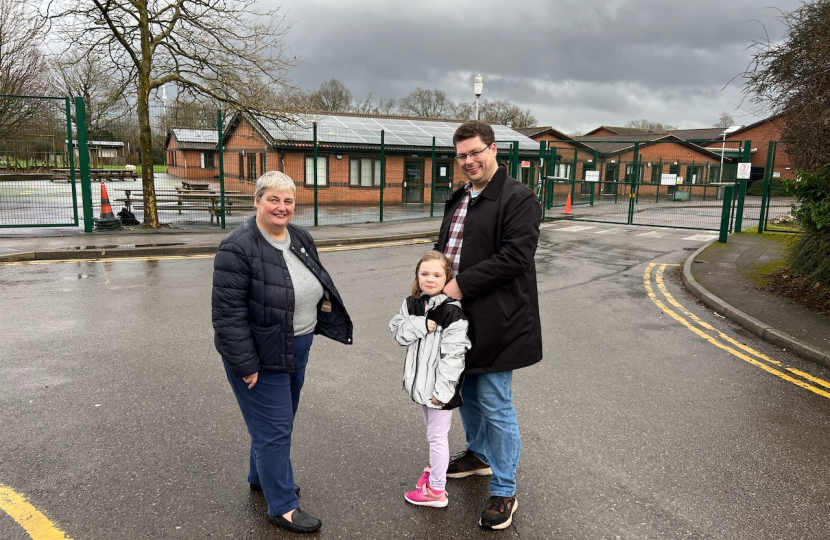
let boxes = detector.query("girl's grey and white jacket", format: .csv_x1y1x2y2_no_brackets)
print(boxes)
389,293,471,409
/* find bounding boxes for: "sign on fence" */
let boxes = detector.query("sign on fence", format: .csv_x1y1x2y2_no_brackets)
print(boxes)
661,174,678,185
585,171,600,182
737,162,752,179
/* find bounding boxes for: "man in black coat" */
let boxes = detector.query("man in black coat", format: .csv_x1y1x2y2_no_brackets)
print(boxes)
435,120,542,530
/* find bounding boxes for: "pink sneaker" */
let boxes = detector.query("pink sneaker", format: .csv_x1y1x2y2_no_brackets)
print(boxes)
416,466,431,489
405,483,448,507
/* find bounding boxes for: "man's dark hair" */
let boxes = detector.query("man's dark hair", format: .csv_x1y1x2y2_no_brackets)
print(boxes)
453,120,495,148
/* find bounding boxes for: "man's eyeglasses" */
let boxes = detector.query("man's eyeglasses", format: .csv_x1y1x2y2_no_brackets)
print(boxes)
454,145,491,163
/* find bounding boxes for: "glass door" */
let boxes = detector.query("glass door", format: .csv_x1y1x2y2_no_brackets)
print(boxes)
404,160,423,203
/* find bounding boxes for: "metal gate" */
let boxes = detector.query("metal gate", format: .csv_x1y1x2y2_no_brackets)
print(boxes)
756,140,799,233
538,139,749,232
0,95,80,227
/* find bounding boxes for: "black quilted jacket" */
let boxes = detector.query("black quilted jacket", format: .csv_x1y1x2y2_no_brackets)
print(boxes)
212,217,353,378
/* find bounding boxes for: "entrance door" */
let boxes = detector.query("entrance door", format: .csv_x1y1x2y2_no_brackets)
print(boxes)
433,160,452,203
404,160,423,203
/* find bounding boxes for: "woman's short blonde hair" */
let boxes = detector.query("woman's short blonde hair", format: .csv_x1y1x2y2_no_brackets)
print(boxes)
255,170,296,200
412,251,453,298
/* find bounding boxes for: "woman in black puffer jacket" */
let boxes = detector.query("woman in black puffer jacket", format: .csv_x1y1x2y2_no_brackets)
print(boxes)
212,171,352,534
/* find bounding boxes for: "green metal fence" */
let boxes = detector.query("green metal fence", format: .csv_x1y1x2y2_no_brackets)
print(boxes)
538,139,751,231
756,140,799,233
0,95,80,227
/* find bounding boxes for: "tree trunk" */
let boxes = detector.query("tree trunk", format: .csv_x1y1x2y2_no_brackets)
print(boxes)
137,75,159,227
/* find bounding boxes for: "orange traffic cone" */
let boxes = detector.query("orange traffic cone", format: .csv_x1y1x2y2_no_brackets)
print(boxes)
562,193,573,217
94,182,122,230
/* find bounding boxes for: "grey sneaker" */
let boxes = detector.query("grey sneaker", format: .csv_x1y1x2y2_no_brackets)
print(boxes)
446,449,492,478
479,495,518,530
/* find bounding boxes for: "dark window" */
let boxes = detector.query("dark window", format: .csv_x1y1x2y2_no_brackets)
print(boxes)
248,154,257,181
305,156,328,186
260,153,267,175
651,164,662,183
349,157,381,186
238,154,244,179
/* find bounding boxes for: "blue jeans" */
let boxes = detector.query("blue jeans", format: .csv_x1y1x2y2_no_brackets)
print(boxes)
458,371,520,497
223,332,313,517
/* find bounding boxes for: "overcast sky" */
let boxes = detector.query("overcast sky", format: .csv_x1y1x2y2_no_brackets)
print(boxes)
267,0,802,133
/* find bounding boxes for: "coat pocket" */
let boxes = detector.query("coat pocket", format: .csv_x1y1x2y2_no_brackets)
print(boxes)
251,323,283,365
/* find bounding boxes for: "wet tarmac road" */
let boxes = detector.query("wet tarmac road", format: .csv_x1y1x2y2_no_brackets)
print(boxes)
1,223,829,539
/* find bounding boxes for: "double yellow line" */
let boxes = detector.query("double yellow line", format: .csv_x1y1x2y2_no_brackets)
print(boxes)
644,263,830,400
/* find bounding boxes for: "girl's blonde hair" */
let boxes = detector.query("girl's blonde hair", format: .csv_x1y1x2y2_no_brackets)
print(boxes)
412,250,453,298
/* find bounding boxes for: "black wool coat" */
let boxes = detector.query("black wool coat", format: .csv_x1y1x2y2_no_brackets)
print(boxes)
435,166,543,374
212,217,352,378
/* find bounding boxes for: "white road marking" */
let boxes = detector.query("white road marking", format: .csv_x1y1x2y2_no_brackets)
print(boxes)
683,234,719,241
557,226,596,232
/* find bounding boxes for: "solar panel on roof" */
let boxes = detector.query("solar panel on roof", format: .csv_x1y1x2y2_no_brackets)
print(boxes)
251,113,538,150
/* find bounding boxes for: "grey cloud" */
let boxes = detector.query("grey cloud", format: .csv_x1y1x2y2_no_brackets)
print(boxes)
271,0,802,131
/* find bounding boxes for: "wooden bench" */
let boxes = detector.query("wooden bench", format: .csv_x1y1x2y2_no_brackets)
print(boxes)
52,168,138,181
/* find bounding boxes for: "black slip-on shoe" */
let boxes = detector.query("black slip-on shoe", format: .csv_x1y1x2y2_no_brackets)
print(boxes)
267,508,322,533
250,483,301,496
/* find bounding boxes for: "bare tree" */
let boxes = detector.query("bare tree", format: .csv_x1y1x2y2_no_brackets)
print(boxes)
715,111,735,128
742,0,830,170
479,100,537,129
308,78,353,112
0,0,50,140
50,50,131,137
625,119,677,131
741,0,830,286
352,93,397,115
44,0,299,227
452,101,475,120
398,88,455,118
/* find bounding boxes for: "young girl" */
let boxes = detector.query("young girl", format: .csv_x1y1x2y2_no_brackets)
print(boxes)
390,251,471,507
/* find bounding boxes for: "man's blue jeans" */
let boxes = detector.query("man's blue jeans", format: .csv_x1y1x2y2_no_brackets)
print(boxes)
223,333,313,517
458,371,520,497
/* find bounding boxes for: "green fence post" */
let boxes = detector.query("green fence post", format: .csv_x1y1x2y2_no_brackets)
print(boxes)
628,143,639,224
313,123,318,226
74,97,93,232
757,141,776,234
380,130,385,222
742,140,751,162
655,158,662,203
64,97,79,227
217,110,226,229
430,137,436,217
719,185,734,243
536,141,545,200
511,141,519,179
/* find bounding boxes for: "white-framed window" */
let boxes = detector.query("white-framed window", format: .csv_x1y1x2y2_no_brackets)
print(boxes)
305,156,328,186
349,157,381,187
555,163,571,179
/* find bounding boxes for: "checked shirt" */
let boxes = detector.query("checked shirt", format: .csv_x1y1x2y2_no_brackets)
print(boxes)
444,181,474,277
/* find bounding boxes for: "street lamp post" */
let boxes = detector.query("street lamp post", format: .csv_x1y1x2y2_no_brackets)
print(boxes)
474,75,484,120
719,125,742,183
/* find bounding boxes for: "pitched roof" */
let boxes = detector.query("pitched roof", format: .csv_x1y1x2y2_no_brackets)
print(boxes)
573,134,724,160
514,126,572,140
166,128,218,150
584,125,667,136
228,112,540,154
668,127,733,142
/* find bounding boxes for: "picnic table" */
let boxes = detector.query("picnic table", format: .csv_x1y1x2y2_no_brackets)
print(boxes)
116,189,253,224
